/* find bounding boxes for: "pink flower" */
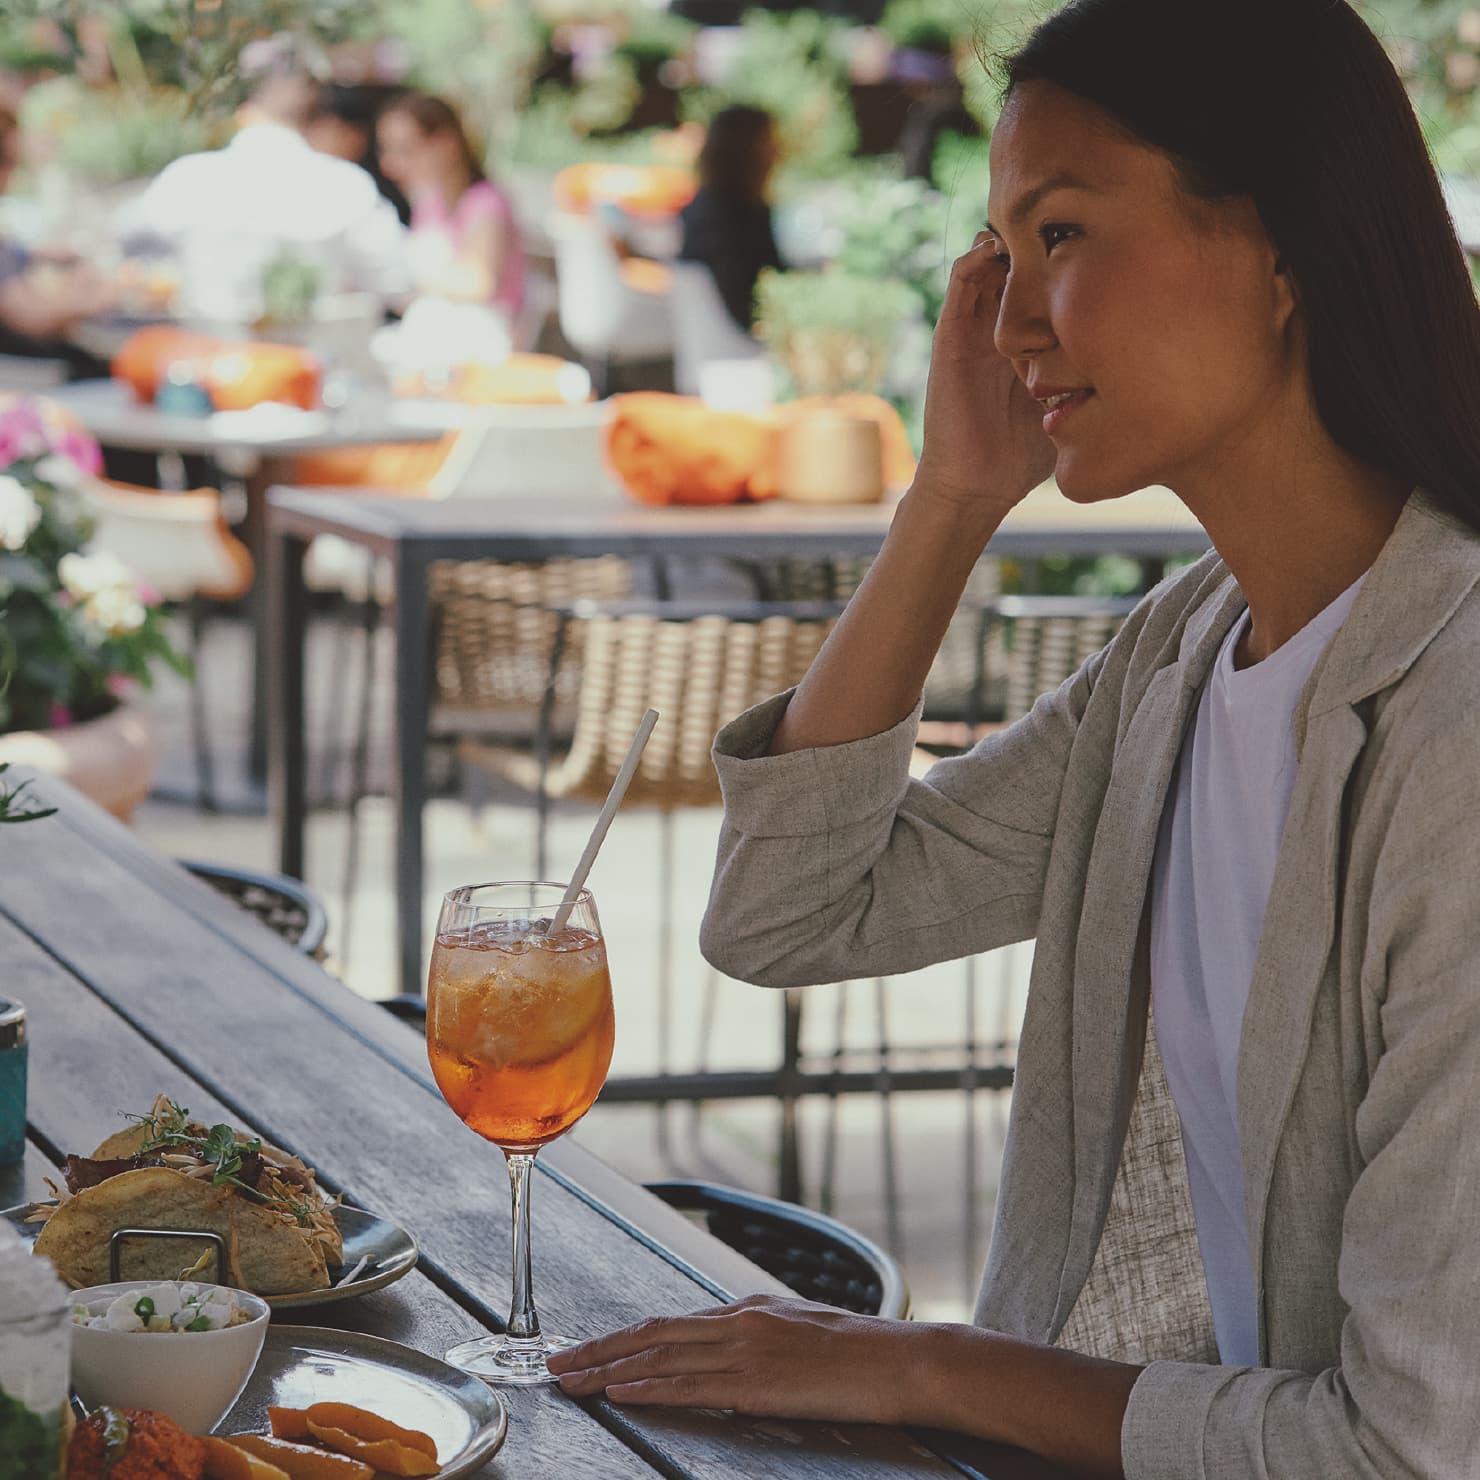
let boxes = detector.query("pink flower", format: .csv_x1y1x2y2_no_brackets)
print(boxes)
47,702,74,730
57,428,103,477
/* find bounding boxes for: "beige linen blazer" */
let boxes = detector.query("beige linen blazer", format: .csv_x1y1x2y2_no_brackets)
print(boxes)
702,490,1480,1479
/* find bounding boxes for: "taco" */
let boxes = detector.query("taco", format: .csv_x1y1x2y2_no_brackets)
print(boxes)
32,1096,341,1296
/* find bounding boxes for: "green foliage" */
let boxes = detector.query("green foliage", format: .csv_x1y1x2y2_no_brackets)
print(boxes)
21,77,217,186
682,11,858,178
0,401,188,736
756,268,919,396
880,0,973,55
0,764,57,824
615,10,699,69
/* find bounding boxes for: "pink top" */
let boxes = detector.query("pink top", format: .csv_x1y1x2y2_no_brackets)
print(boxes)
410,179,526,318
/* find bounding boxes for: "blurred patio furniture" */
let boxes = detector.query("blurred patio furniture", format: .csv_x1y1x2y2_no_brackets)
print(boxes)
669,261,769,398
0,352,68,391
268,484,1208,999
180,857,329,958
644,1179,909,1318
550,213,674,392
48,376,445,799
81,475,254,809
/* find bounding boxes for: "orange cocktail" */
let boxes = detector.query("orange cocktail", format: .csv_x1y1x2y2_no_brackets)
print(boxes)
426,881,615,1384
427,920,615,1150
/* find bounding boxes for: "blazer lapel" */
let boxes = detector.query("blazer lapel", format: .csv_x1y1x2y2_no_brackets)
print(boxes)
1237,700,1367,1359
1053,580,1244,1332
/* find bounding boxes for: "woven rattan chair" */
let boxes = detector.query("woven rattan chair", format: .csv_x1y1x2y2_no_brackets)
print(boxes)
180,859,329,958
458,596,843,1191
334,555,633,966
644,1179,909,1319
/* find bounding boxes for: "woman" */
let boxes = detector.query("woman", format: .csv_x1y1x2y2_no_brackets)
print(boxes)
303,83,411,225
375,93,525,321
547,1,1480,1474
678,104,782,331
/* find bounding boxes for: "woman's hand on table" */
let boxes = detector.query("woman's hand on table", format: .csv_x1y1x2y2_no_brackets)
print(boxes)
547,1294,929,1426
550,1292,1144,1476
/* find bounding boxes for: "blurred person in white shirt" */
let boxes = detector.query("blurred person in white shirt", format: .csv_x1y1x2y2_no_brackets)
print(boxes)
115,73,410,325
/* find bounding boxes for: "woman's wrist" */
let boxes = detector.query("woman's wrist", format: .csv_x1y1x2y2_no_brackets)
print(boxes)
901,476,1019,557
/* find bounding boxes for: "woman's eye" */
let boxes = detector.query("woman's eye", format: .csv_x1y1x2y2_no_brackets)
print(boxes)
1040,223,1079,252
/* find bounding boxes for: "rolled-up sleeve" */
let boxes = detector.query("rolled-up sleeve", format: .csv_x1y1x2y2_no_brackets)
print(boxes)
700,641,1111,989
1122,719,1480,1479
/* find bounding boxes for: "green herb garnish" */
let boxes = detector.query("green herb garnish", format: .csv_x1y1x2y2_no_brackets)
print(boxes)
133,1296,154,1321
0,1388,55,1480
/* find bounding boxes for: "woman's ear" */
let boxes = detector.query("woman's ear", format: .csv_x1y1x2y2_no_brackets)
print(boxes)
1273,250,1300,329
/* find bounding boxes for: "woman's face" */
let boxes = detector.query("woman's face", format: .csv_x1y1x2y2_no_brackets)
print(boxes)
986,81,1298,503
377,111,455,191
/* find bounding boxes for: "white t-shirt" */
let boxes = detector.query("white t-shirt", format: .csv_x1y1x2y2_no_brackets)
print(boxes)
1150,577,1363,1366
115,125,410,321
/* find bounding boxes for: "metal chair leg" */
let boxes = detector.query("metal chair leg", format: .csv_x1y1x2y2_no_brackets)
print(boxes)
338,598,379,971
778,987,803,1204
186,599,218,814
655,807,676,1170
819,980,849,1215
874,978,903,1258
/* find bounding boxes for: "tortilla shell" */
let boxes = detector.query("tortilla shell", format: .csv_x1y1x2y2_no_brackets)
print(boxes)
33,1166,329,1295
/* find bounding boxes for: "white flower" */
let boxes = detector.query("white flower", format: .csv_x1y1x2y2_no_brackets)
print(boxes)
0,475,40,551
58,550,135,601
85,584,147,638
34,454,80,490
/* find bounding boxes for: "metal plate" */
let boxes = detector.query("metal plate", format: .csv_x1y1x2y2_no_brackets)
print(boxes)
5,1202,418,1308
221,1326,507,1477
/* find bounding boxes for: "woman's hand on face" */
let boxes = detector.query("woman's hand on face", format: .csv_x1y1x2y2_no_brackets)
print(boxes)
912,232,1058,519
546,1294,923,1426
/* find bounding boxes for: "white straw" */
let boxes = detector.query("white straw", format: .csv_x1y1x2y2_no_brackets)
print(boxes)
551,708,660,934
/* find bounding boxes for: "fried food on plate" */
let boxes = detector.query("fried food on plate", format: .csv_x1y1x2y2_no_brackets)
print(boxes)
305,1422,439,1477
269,1403,437,1459
32,1096,341,1296
199,1438,289,1480
68,1406,205,1480
223,1436,372,1480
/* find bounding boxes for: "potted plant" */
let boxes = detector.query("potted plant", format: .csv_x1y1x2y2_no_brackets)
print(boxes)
0,395,187,819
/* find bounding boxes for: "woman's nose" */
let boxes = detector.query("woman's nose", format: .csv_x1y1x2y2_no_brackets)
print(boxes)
993,269,1056,363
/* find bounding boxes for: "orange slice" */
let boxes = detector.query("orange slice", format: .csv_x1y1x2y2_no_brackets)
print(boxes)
225,1435,373,1480
200,1437,290,1480
301,1403,437,1460
306,1422,439,1477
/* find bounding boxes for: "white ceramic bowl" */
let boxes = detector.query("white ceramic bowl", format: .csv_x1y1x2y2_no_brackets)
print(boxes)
68,1281,270,1433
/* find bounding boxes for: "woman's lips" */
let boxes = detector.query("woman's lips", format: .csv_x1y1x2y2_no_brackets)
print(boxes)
1041,389,1094,434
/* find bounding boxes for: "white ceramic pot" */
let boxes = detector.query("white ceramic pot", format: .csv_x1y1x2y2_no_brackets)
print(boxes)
0,699,161,821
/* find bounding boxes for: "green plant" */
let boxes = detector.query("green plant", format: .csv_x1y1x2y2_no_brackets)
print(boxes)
0,394,187,736
681,11,858,179
881,0,972,55
615,9,699,70
21,76,218,187
756,269,920,397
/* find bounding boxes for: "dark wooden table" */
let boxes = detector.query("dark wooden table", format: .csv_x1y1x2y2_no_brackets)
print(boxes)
3,768,1078,1478
267,485,1208,998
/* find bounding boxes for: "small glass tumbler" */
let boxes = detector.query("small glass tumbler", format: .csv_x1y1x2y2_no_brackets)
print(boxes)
0,1002,25,1167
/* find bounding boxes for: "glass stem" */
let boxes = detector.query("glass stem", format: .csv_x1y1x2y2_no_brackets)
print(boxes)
504,1150,541,1342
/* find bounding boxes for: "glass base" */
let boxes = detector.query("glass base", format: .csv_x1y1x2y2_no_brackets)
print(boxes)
444,1332,577,1385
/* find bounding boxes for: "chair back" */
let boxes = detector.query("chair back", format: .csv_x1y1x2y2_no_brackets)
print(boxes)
668,261,767,397
645,1180,909,1319
426,401,623,500
989,594,1141,723
546,602,839,808
180,859,328,957
80,480,253,603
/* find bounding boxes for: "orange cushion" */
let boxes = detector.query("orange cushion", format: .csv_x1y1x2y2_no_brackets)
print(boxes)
553,163,696,220
112,327,321,411
606,393,777,506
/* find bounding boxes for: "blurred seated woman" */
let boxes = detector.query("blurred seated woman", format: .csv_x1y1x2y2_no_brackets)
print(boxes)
678,105,782,332
376,93,526,324
0,106,113,378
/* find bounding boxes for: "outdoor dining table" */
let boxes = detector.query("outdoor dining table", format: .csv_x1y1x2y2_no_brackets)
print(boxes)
48,378,450,793
2,765,1083,1479
266,483,1209,1000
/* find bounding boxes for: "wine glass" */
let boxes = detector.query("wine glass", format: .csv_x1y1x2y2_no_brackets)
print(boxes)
426,881,615,1383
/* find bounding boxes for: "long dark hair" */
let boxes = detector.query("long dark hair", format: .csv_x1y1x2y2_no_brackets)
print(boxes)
1002,0,1480,532
698,105,776,202
379,92,486,186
